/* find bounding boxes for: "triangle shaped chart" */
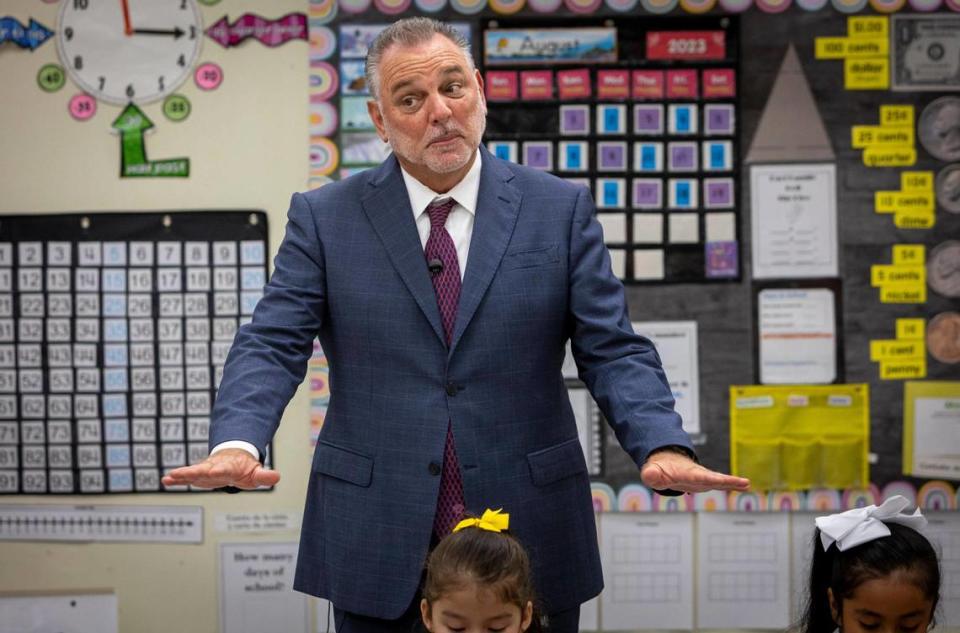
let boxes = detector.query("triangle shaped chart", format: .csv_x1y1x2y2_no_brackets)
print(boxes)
746,44,836,164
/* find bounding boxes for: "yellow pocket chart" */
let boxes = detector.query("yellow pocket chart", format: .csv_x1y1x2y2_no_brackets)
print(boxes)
730,384,869,491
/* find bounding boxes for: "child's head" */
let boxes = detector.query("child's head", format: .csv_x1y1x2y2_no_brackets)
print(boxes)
421,509,535,633
802,496,940,633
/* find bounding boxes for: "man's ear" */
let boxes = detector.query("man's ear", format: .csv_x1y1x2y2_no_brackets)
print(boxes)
420,598,434,632
828,588,841,626
520,601,533,632
474,69,486,112
367,99,388,142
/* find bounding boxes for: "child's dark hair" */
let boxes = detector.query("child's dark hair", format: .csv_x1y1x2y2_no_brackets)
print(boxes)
423,524,541,632
800,522,940,633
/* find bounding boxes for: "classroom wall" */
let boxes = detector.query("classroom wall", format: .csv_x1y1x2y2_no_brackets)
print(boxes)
1,1,958,632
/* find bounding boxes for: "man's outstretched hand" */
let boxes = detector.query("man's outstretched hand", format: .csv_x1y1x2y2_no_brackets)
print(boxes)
641,448,750,494
161,448,281,490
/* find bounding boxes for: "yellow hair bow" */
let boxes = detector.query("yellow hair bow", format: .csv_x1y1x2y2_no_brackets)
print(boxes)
452,508,510,534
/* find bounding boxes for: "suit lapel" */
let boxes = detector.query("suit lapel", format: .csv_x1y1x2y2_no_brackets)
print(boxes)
361,156,447,346
449,148,522,354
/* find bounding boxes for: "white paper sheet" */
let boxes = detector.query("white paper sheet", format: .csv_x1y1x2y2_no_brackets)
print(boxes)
609,249,626,279
598,213,627,243
562,341,578,379
314,597,337,633
214,511,301,533
750,164,838,279
758,288,837,384
0,593,117,633
633,250,664,280
697,512,791,629
579,594,600,631
790,512,819,622
599,512,695,630
580,512,602,632
632,321,700,434
923,513,960,627
220,542,309,633
911,397,960,479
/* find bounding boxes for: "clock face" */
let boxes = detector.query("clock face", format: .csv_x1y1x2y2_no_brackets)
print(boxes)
57,0,202,105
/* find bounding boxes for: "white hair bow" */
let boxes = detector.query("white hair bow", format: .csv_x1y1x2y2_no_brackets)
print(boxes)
815,495,927,552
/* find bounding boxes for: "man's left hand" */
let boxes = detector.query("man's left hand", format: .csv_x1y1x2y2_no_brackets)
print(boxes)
641,449,750,493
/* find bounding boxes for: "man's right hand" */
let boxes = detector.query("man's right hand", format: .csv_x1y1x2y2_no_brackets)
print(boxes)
160,448,281,490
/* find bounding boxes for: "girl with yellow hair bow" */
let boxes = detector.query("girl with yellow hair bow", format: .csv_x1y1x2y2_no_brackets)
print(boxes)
421,509,541,633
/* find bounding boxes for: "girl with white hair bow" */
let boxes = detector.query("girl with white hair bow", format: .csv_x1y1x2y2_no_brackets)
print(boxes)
799,495,941,633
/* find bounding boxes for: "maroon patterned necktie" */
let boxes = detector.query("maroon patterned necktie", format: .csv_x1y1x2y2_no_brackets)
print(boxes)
425,197,465,538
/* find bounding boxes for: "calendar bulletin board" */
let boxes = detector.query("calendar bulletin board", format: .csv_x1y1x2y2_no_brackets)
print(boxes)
482,15,741,284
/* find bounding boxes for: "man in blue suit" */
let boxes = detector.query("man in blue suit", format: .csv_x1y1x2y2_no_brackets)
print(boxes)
163,17,748,632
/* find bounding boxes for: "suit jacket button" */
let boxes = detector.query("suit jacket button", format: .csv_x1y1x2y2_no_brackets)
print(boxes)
445,382,459,396
428,462,441,476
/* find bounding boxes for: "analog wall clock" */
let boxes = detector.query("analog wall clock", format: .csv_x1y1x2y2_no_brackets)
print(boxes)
57,0,202,105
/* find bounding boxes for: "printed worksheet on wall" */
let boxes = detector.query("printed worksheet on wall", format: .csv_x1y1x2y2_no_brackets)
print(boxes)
220,542,309,633
790,512,819,622
923,513,960,627
697,512,791,629
599,512,694,630
632,321,700,434
580,513,600,631
579,595,599,632
315,597,336,633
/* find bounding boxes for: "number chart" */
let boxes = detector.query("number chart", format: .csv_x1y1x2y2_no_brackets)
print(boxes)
0,211,268,494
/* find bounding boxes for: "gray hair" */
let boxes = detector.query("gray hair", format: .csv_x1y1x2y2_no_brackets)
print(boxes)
364,18,473,101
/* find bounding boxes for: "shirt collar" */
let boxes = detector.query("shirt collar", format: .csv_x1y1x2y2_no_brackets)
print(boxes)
400,150,482,218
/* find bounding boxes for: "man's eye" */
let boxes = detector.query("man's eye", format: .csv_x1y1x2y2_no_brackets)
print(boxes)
858,622,880,630
446,83,463,93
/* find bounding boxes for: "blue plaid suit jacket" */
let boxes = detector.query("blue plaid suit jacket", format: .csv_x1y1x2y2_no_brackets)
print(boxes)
210,146,693,617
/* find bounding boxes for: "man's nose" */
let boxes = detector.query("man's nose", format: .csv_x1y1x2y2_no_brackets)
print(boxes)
426,93,453,122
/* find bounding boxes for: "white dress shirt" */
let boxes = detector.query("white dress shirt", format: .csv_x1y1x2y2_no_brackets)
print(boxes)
211,152,483,462
402,150,482,280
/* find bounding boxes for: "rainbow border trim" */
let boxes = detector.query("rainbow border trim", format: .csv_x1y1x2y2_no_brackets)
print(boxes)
618,483,653,512
918,480,958,511
591,482,617,513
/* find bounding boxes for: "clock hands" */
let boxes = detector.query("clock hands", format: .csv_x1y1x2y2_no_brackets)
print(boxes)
61,0,201,107
120,0,132,36
121,0,184,40
131,27,185,39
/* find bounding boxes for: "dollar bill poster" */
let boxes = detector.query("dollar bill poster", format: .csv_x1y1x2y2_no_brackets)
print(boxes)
892,16,960,91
